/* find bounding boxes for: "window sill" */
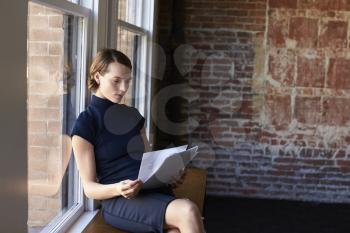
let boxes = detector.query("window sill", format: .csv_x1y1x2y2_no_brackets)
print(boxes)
66,210,99,233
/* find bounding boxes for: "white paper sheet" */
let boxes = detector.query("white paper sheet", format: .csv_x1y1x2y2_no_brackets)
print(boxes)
138,145,199,189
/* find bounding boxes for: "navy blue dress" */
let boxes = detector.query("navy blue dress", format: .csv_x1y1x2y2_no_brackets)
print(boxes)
70,94,176,233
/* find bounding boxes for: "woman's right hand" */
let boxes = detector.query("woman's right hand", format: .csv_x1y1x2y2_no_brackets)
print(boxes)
117,179,143,199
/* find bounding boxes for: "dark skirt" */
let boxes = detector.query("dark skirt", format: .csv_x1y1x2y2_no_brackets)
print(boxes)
101,186,177,233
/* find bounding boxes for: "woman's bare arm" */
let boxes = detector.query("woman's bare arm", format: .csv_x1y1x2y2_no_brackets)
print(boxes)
140,126,152,152
71,135,124,200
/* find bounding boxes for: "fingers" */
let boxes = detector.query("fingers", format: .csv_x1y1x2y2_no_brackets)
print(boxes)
122,188,136,197
175,169,187,182
123,184,141,197
171,176,184,185
120,179,142,192
119,179,143,198
178,168,187,179
169,170,186,189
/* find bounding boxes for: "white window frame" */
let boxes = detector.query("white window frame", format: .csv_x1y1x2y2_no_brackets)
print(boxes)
28,0,96,232
108,0,156,144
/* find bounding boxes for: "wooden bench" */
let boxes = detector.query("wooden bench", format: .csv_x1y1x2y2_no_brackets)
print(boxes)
82,167,207,233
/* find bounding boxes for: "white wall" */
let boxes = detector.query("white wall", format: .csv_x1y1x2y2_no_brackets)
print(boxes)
0,0,28,232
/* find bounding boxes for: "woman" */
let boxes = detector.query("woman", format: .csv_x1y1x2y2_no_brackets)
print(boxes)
70,48,206,233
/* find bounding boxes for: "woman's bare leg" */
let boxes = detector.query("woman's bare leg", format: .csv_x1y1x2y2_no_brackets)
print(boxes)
164,198,206,233
165,228,181,233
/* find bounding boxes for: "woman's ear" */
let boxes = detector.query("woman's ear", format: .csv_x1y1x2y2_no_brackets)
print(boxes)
94,72,100,84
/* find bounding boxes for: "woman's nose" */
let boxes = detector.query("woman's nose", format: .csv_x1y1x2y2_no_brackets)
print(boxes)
120,81,127,92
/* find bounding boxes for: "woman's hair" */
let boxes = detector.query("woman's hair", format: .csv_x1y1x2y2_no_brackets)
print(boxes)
88,48,132,92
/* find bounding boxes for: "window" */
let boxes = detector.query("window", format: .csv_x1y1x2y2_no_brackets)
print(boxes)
27,0,91,232
110,0,155,140
26,0,156,231
117,0,142,27
116,26,144,107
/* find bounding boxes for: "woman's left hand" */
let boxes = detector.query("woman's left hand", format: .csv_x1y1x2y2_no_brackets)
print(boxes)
119,179,143,199
169,168,187,189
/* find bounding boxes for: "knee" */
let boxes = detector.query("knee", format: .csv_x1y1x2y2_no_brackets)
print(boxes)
166,228,181,233
164,198,201,229
180,199,200,219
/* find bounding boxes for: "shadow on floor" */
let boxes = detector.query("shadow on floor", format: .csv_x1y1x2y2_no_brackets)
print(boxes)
204,195,350,233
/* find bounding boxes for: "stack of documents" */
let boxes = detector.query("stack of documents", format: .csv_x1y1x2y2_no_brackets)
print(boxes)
138,145,199,189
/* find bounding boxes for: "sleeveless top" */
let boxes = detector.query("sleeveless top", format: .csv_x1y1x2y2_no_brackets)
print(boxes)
70,94,145,184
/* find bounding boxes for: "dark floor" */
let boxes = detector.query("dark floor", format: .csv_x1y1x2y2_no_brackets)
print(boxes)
204,195,350,233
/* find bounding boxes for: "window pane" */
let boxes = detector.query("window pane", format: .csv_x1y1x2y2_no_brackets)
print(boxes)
66,0,80,4
27,2,82,232
67,0,91,8
116,26,143,107
118,0,142,27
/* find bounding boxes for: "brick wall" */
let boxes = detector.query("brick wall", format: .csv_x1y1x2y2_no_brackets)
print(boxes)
27,2,65,228
156,0,350,203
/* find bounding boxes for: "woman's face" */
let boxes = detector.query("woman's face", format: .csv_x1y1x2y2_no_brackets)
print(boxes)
94,61,131,103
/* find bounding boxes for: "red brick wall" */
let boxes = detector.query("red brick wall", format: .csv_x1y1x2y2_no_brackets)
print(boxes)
156,0,350,203
184,0,266,31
